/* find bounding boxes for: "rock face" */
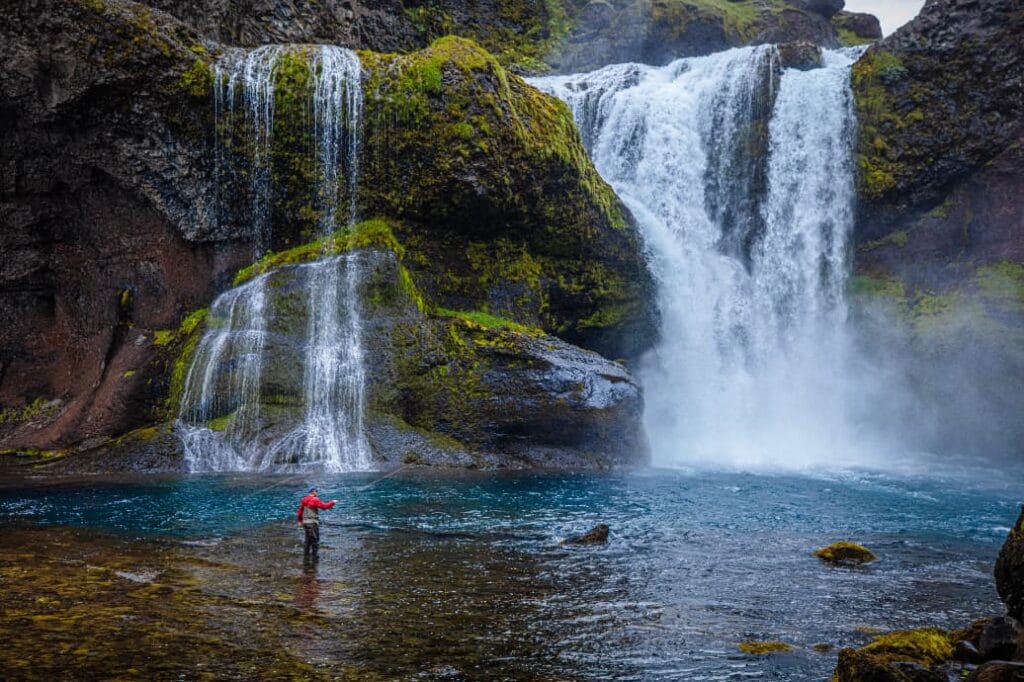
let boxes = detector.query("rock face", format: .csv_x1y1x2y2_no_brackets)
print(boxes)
0,0,251,452
138,0,873,74
848,0,1024,459
0,1,656,466
832,10,881,45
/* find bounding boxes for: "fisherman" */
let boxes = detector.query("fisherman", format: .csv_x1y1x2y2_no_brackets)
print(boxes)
297,486,337,561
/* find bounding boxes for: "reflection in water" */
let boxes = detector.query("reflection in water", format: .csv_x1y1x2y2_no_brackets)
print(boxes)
0,469,1018,679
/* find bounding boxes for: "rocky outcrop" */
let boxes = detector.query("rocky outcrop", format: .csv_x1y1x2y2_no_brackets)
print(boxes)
562,523,610,544
832,10,881,46
0,1,655,466
814,541,877,565
181,244,648,468
137,0,874,74
852,0,1023,246
996,508,1024,623
848,0,1024,459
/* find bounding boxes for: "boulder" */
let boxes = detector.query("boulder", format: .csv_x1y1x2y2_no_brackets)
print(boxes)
996,509,1024,622
978,617,1022,661
832,11,882,45
778,41,824,70
797,0,845,19
815,541,878,565
967,662,1024,682
562,524,610,545
833,629,956,682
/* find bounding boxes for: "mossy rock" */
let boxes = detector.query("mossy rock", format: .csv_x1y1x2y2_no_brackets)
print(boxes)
833,628,955,681
738,640,793,655
815,541,877,565
358,36,657,361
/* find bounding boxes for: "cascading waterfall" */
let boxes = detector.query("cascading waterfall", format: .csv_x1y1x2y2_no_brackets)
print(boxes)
533,47,883,469
300,47,370,470
178,46,371,473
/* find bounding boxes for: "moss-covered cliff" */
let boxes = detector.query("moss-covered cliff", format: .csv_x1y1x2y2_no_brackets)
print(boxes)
0,0,656,466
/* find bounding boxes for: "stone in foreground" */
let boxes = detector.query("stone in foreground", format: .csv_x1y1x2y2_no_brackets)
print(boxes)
562,524,610,545
815,541,878,565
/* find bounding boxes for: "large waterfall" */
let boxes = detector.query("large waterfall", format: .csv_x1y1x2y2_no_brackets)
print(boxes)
533,47,883,469
178,46,371,473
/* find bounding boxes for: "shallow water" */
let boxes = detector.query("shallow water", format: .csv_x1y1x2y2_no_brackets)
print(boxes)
1,467,1020,679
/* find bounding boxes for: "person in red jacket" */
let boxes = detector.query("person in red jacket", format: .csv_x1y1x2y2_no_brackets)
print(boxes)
297,486,337,561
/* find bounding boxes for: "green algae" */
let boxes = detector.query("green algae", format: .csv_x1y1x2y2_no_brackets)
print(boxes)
858,627,954,667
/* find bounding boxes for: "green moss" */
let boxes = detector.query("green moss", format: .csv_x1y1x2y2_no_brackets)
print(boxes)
852,50,908,199
165,309,209,413
975,261,1024,311
234,218,402,286
738,641,793,655
178,59,213,98
849,275,905,300
152,330,174,346
435,308,542,335
928,195,954,219
122,370,137,379
0,398,61,426
837,27,875,47
859,628,954,667
206,413,234,432
814,541,877,564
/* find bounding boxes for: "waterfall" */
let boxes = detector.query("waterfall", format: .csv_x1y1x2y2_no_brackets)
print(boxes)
300,47,370,470
532,47,879,469
179,46,371,473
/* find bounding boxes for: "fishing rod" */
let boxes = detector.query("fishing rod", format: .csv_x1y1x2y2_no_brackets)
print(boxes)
157,463,412,529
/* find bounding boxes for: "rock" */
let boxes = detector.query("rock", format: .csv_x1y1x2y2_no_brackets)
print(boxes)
738,641,793,655
562,524,610,545
978,617,1022,661
796,0,845,19
967,662,1024,682
955,640,984,663
996,509,1024,622
186,247,649,469
833,629,956,681
815,541,878,565
832,11,882,45
778,41,824,70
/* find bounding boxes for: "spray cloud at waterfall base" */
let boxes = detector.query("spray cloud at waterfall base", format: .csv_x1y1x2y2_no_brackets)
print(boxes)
534,47,927,472
177,46,372,473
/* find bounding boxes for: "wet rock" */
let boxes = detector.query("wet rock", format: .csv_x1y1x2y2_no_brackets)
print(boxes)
815,541,878,565
832,11,882,44
738,641,793,655
996,508,1024,621
978,617,1022,661
956,639,984,663
562,524,610,545
967,661,1024,682
833,628,958,681
796,0,845,19
778,41,824,70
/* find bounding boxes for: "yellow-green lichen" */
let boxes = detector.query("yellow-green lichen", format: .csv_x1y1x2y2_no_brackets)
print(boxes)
0,398,61,426
858,628,954,667
738,641,793,655
814,541,877,564
178,59,213,98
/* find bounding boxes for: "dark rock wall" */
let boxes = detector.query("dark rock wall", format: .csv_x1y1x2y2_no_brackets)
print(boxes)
1,0,252,449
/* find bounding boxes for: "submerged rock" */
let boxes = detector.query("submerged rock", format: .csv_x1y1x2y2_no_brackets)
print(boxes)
738,641,793,655
815,541,878,565
562,524,610,545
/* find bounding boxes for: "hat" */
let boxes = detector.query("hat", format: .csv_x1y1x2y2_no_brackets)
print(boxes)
308,486,318,493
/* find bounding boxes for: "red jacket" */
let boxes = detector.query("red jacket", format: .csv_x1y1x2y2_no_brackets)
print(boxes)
297,495,336,523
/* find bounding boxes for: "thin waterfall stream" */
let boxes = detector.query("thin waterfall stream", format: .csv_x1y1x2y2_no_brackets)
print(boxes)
178,46,371,473
532,47,877,469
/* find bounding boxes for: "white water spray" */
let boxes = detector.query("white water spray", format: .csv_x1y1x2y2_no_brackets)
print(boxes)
534,47,886,469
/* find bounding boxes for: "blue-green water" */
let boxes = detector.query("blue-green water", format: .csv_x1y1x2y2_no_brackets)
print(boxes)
1,467,1020,679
